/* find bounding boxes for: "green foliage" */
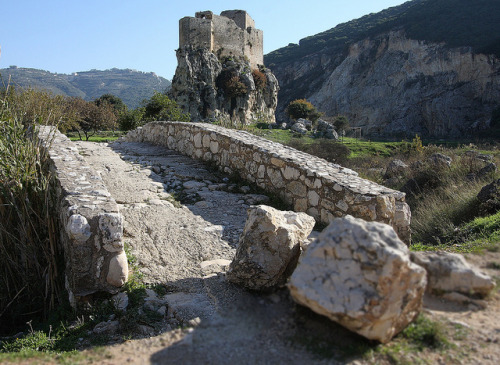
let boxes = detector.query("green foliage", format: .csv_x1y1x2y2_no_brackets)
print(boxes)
2,330,56,352
1,86,76,132
0,85,64,334
67,97,118,140
142,91,190,123
332,115,349,133
399,315,450,350
411,134,424,154
94,94,127,116
119,107,145,131
286,99,321,122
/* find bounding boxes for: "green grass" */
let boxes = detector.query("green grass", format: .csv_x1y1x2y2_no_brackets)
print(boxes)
411,211,500,253
66,130,125,142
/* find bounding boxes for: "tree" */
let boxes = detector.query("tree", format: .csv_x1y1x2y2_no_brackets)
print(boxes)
286,99,321,122
142,91,190,122
333,115,349,132
94,94,127,117
333,115,349,141
67,97,117,140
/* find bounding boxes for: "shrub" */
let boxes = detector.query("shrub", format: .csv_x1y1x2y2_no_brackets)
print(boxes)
216,69,249,98
0,86,63,334
252,69,267,90
225,76,248,98
1,87,75,132
142,91,190,123
332,115,349,134
119,107,145,131
286,99,321,122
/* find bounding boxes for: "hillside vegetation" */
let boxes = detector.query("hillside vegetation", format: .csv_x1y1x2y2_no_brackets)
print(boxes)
265,0,500,67
0,67,171,109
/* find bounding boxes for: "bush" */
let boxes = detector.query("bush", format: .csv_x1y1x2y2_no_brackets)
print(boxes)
286,99,321,122
142,91,190,123
119,107,145,131
216,69,249,98
252,69,267,90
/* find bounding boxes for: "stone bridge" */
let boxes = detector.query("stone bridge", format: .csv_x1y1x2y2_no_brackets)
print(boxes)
39,121,411,301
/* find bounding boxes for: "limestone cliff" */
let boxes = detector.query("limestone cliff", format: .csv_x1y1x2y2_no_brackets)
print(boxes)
169,48,279,125
266,0,500,138
271,30,500,137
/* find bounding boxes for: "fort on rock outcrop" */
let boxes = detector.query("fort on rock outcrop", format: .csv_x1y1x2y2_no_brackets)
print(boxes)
169,10,279,125
179,10,263,69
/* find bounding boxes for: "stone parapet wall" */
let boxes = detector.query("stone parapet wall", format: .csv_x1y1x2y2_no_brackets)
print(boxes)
38,126,128,305
124,122,411,243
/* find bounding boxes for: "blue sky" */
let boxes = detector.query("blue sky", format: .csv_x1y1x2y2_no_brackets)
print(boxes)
0,0,408,80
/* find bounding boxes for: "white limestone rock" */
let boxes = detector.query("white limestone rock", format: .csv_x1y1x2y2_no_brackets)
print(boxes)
288,215,426,343
410,251,495,297
66,214,91,243
227,205,316,290
107,251,129,287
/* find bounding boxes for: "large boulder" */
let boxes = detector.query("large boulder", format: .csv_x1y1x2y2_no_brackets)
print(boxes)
288,215,426,343
384,159,409,179
410,251,495,297
290,120,308,134
226,205,315,290
427,153,452,168
477,178,500,213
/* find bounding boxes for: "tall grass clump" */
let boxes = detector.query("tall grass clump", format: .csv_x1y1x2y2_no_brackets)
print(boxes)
0,83,64,334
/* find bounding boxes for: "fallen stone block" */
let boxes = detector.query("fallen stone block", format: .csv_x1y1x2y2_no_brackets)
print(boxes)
288,215,426,343
226,205,315,290
410,251,495,297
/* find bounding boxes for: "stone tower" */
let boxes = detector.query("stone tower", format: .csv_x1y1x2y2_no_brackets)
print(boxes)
179,10,264,68
170,10,279,125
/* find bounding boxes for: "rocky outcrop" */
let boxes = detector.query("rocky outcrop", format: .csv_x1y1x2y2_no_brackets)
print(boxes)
226,205,315,290
288,216,426,343
411,251,496,297
169,47,279,125
271,30,500,138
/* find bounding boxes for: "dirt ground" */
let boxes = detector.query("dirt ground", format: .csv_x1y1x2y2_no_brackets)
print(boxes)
74,251,500,365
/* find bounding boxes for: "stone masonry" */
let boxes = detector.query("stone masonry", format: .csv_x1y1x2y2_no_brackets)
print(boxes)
38,126,128,305
124,122,411,243
179,10,264,68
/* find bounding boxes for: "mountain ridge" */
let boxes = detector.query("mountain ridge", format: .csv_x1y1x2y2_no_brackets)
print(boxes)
0,67,171,109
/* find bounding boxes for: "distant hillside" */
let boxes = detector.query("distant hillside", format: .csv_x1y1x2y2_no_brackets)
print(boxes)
264,0,500,138
0,67,171,109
